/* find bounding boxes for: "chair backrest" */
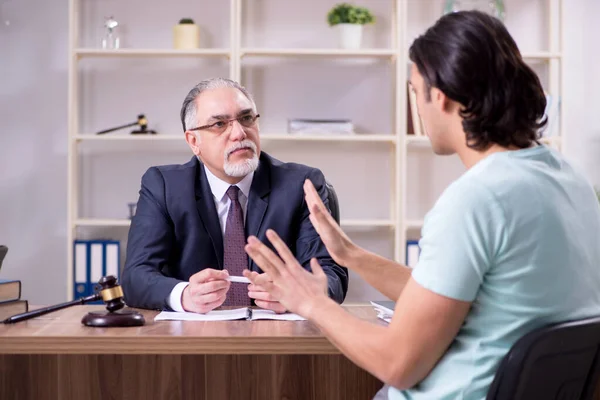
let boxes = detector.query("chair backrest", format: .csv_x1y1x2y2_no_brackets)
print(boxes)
487,315,600,400
0,246,7,271
325,181,340,224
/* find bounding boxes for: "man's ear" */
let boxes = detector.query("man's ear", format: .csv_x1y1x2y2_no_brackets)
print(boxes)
185,131,202,156
432,88,453,113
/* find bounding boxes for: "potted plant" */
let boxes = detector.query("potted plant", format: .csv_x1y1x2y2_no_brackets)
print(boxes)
327,3,375,49
173,18,200,49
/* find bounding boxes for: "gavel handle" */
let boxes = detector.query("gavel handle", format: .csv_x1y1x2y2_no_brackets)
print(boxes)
3,293,101,324
96,121,138,135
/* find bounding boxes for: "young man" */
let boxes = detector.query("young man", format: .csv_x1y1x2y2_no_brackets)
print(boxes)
242,11,600,399
121,78,348,314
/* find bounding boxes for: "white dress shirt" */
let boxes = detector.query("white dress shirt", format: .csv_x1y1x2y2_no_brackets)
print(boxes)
167,167,254,312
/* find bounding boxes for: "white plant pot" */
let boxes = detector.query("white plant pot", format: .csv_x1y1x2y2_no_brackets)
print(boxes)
337,23,363,49
173,24,200,49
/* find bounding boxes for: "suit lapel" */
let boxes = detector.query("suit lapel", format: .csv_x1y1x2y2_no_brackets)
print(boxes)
246,156,271,270
195,160,225,269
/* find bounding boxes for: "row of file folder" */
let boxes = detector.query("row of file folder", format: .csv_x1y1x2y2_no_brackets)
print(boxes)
73,240,120,302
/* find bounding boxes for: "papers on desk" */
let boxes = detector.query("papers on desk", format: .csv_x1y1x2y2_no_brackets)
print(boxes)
370,301,396,324
154,307,306,322
155,308,249,321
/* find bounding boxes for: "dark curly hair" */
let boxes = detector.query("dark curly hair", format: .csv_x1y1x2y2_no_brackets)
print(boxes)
409,10,547,150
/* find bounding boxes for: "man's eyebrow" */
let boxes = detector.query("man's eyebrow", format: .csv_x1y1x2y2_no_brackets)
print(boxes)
236,108,253,116
208,109,253,120
209,113,231,120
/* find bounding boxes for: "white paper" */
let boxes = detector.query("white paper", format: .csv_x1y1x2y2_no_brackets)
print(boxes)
370,301,393,324
154,308,248,321
153,308,306,322
250,309,306,321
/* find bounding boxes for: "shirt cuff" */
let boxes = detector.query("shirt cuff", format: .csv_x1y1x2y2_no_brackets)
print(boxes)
167,282,189,312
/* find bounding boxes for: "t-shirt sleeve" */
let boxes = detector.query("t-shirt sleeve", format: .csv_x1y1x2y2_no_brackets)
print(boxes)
411,179,506,302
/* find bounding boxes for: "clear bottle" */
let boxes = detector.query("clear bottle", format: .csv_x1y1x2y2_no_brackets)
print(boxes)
101,16,120,49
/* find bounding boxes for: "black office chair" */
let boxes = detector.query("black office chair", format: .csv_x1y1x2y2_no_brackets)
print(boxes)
325,181,340,224
486,315,600,400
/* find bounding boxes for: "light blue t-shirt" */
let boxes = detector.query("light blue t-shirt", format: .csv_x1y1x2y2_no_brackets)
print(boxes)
390,145,600,400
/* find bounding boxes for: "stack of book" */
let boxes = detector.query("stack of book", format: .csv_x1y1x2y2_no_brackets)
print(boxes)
0,246,28,321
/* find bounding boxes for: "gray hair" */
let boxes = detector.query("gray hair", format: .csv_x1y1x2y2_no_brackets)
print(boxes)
180,77,256,132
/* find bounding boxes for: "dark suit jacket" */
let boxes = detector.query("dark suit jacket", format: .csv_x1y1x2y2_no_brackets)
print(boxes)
121,152,349,310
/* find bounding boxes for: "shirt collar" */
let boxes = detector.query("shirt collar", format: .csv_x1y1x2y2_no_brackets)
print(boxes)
204,165,254,202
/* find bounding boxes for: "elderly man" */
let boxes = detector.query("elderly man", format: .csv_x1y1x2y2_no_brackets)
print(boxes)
121,78,348,313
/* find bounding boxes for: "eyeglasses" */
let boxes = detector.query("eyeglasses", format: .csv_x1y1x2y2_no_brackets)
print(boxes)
189,114,260,135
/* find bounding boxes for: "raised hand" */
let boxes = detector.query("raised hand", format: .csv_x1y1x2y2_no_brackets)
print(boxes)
304,179,358,266
244,230,328,317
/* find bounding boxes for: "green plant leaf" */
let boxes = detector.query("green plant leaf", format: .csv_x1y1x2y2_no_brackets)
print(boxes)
327,3,375,26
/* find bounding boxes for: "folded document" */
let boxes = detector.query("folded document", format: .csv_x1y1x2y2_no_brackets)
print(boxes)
154,307,306,322
370,301,396,324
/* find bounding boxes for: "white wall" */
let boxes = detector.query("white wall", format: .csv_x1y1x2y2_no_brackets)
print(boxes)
1,0,598,305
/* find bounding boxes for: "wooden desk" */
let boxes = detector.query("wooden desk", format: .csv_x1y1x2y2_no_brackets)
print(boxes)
0,305,383,400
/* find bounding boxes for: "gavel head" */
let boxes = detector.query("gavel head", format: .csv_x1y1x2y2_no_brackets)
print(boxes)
97,275,126,313
137,114,148,131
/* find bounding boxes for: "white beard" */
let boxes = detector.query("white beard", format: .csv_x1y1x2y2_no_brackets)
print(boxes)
223,140,259,177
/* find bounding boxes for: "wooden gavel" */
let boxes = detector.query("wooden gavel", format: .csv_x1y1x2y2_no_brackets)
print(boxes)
3,275,145,327
96,114,157,135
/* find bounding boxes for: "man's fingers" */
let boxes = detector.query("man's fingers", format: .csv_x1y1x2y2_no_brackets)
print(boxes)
303,179,320,206
248,290,275,302
310,258,326,279
245,237,283,279
245,276,282,299
308,194,338,228
265,229,300,269
309,213,324,236
195,280,230,295
255,300,287,314
243,269,272,288
243,269,260,281
304,179,329,215
192,287,228,304
198,298,226,314
190,268,229,284
248,284,266,292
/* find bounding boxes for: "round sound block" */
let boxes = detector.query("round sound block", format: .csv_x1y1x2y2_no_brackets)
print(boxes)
81,310,145,327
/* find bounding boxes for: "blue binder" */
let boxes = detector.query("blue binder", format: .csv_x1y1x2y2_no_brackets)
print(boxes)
73,240,120,303
406,240,421,268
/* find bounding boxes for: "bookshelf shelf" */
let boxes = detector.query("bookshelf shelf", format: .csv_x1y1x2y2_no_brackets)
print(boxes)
75,218,132,227
241,48,396,58
74,48,231,58
405,219,424,230
521,52,562,60
74,135,184,141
